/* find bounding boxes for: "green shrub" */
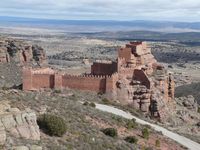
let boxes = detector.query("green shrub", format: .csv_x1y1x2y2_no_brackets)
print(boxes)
102,98,110,104
1,86,9,90
155,139,160,147
102,128,118,137
145,147,153,150
38,114,67,137
198,107,200,113
112,115,123,123
144,124,151,129
124,136,138,144
54,89,61,93
83,101,89,106
83,102,96,107
89,102,96,107
142,128,150,139
126,119,137,129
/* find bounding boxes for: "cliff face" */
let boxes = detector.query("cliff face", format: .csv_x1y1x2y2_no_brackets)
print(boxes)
0,38,46,65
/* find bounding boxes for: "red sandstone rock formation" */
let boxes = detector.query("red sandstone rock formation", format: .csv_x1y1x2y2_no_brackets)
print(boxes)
22,41,175,119
0,38,46,65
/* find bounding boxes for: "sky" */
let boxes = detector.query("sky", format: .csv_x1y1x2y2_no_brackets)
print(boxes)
0,0,200,21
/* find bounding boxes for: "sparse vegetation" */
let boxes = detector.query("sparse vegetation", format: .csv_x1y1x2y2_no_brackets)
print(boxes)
126,118,137,129
124,136,138,144
155,139,160,147
198,107,200,113
142,128,150,139
54,89,62,93
102,98,111,105
89,102,96,107
83,101,96,107
102,128,118,137
83,101,89,106
37,114,67,137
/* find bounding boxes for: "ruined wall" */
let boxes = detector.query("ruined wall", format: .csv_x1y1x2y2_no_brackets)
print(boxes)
91,62,117,76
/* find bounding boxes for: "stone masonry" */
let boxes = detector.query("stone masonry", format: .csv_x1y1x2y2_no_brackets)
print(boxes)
23,41,175,119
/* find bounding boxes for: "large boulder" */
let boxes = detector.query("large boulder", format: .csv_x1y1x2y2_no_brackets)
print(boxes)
0,101,40,145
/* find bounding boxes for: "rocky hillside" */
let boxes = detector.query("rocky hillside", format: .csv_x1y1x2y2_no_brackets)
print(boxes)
0,89,186,150
0,38,47,89
0,38,46,65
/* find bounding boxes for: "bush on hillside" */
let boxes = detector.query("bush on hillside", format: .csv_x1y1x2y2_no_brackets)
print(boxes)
102,128,118,137
126,118,137,129
124,136,138,144
155,139,160,147
142,128,150,139
38,114,67,137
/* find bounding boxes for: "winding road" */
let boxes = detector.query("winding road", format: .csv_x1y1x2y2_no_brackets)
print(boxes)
95,103,200,150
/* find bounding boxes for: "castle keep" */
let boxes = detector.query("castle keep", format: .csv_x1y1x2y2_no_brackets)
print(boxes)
23,42,175,118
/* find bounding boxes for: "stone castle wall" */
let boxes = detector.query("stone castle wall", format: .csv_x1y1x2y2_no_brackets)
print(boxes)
23,68,118,93
62,74,107,93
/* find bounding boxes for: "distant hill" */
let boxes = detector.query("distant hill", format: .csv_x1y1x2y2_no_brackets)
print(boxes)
1,16,200,32
175,82,200,104
79,31,200,44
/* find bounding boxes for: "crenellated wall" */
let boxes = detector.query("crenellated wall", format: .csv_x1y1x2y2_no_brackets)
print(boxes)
23,68,118,93
62,74,107,93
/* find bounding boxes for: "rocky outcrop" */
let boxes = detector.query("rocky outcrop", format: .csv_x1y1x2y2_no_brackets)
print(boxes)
0,101,40,145
0,38,46,65
176,95,198,111
116,42,175,119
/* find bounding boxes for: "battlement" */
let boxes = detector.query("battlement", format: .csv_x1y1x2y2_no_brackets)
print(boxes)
31,68,55,75
63,73,108,79
95,60,113,64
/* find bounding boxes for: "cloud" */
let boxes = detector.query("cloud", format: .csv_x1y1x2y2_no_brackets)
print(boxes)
0,0,200,21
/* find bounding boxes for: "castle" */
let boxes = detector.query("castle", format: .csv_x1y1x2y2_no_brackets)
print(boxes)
23,41,175,118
